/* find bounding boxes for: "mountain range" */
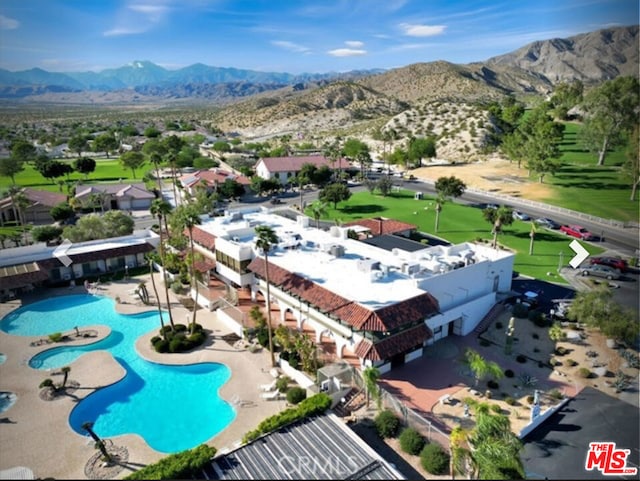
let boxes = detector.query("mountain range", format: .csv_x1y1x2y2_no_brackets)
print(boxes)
0,25,637,104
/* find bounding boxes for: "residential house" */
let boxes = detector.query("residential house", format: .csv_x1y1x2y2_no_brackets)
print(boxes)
74,183,155,211
255,156,336,185
0,188,67,226
179,169,251,198
186,207,515,373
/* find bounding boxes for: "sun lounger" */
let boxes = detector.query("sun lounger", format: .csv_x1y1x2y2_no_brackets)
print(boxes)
260,390,283,400
259,379,278,391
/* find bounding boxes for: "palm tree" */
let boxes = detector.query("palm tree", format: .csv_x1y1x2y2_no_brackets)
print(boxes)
528,221,537,255
60,366,71,389
362,366,381,409
146,253,167,340
309,201,328,229
323,138,343,180
482,206,514,248
434,176,466,233
82,421,112,463
464,348,503,387
13,190,30,246
255,225,279,367
150,199,175,330
178,206,202,334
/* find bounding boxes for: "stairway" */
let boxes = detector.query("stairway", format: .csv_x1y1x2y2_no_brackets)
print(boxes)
474,303,506,335
333,388,364,417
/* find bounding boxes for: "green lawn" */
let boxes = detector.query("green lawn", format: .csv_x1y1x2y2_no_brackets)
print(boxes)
0,157,148,193
539,122,638,223
312,190,604,283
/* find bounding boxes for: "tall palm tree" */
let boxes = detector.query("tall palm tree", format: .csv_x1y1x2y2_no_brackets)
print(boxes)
60,366,71,389
82,422,112,462
178,206,202,334
362,366,381,409
309,201,328,229
150,199,175,329
434,176,466,233
146,253,167,340
323,138,343,181
528,221,537,255
482,206,514,248
13,190,30,246
255,225,279,367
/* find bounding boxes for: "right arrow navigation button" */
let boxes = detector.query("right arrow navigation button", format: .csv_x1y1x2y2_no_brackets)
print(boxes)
569,239,589,268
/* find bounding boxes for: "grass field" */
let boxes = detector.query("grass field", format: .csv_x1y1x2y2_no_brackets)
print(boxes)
540,122,638,222
312,190,604,283
0,157,148,193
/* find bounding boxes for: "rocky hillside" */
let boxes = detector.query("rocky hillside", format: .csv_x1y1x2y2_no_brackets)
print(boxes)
485,25,639,83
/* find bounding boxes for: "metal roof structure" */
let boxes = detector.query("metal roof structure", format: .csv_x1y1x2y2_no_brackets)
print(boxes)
206,413,404,480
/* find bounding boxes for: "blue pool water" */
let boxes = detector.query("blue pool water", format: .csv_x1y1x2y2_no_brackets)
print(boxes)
0,294,235,453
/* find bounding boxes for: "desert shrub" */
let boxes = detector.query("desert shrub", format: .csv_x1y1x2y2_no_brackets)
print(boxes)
286,387,307,405
505,396,516,406
555,346,568,356
256,328,269,348
487,380,499,389
170,281,183,294
549,389,563,400
420,443,449,475
565,359,578,367
527,395,535,404
187,331,205,345
504,369,515,378
516,354,527,363
512,303,529,318
375,410,400,438
399,428,425,455
578,367,592,379
169,337,186,353
150,335,161,344
153,339,169,353
490,403,502,413
48,332,63,342
276,376,290,393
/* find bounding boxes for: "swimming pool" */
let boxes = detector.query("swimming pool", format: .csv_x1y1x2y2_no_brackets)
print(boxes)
0,294,235,453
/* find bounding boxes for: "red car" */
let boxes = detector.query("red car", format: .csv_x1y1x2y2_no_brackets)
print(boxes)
589,256,628,272
560,224,594,240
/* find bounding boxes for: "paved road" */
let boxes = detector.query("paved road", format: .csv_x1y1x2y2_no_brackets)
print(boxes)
522,387,640,480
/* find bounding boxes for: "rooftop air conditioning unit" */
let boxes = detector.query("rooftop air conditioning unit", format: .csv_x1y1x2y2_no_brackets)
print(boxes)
330,245,345,258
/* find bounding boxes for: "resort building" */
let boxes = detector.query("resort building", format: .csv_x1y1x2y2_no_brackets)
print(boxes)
0,229,159,297
188,207,515,373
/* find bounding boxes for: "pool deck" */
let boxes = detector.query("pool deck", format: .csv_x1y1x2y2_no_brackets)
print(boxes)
0,275,287,480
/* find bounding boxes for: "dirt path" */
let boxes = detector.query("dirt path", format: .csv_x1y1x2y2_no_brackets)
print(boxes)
413,157,555,201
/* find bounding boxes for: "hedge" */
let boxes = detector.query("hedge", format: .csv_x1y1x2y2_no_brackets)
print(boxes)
374,410,400,438
420,443,449,475
242,393,331,444
399,427,425,455
124,444,215,480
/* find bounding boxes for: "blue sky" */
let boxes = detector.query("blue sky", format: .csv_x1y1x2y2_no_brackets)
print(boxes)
0,0,637,74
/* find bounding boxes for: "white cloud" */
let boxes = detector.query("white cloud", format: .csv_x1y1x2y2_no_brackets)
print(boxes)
129,4,169,22
271,40,311,54
345,40,364,48
0,15,19,30
327,48,367,57
103,27,147,37
399,23,446,37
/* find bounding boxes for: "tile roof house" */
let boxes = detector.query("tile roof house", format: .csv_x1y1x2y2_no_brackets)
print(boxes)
255,155,336,184
75,183,155,211
0,188,67,226
180,169,251,197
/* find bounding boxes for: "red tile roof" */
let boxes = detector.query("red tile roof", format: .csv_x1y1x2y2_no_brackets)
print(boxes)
258,156,336,173
247,258,440,333
344,217,417,236
354,324,432,361
189,226,216,250
180,169,251,187
193,259,216,273
23,188,67,207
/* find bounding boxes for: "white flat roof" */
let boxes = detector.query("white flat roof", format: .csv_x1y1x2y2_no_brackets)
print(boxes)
198,208,513,309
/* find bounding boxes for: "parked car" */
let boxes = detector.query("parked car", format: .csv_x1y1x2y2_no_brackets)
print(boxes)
270,196,283,205
581,264,621,280
535,217,560,229
485,203,499,210
589,256,628,272
512,210,531,221
560,224,595,240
